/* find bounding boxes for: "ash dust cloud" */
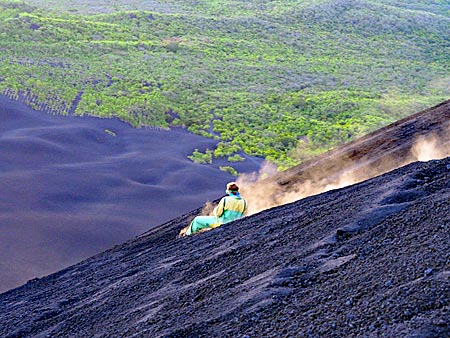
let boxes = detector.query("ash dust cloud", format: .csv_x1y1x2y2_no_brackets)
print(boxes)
237,161,279,215
235,130,450,217
410,133,450,162
200,201,216,216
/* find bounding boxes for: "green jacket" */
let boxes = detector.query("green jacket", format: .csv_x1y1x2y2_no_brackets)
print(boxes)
213,194,247,225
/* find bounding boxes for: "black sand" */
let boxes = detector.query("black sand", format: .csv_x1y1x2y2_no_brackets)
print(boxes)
0,95,263,293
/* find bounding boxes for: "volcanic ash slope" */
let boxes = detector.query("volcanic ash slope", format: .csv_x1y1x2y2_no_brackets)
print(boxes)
0,94,263,293
1,157,449,337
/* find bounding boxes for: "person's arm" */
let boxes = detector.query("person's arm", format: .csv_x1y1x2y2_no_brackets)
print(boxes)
242,199,248,215
213,197,226,217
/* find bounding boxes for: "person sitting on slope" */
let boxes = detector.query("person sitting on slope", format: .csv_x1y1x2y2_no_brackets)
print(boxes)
179,182,247,237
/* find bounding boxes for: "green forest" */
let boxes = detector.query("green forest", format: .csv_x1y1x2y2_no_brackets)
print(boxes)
1,0,449,169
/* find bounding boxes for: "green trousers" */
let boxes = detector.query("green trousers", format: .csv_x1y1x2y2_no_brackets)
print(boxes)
185,216,218,235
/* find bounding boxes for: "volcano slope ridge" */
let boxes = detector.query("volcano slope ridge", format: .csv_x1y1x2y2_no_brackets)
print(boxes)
1,158,449,337
241,99,450,214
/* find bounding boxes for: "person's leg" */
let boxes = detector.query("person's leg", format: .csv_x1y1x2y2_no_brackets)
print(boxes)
185,216,217,235
178,224,190,238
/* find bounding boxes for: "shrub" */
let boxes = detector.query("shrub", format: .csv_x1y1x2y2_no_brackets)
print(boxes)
219,165,238,176
188,149,213,164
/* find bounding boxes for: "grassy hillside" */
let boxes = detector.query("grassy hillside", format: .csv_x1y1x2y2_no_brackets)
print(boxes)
1,0,449,169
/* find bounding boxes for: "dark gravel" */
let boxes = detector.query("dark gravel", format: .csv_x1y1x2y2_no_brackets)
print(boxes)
1,156,449,337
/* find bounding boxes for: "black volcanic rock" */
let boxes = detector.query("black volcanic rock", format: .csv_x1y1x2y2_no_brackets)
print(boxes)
1,157,449,337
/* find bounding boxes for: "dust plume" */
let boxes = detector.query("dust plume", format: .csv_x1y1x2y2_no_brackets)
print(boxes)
237,161,279,215
200,201,216,216
410,133,450,162
237,130,450,217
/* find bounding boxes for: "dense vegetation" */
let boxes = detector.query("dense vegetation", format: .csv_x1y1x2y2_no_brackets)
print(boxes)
1,0,449,169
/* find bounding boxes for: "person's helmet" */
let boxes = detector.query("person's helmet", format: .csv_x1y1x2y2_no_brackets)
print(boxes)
226,182,239,194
